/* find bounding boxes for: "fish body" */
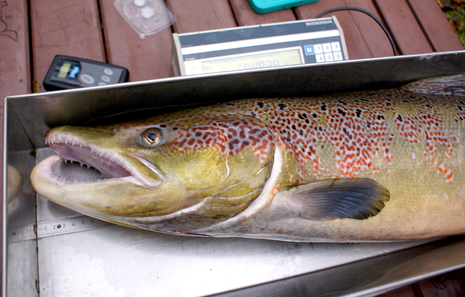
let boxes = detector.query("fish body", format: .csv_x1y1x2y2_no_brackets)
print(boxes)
30,75,465,242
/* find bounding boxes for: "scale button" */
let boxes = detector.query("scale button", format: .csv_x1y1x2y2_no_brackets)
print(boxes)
80,74,95,84
101,75,111,82
315,54,325,63
314,44,323,54
325,53,334,62
323,43,332,53
304,45,314,55
141,7,154,18
334,51,343,61
103,68,114,75
331,42,341,52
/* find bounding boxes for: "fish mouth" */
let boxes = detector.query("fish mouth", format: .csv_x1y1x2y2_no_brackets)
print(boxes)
45,135,164,188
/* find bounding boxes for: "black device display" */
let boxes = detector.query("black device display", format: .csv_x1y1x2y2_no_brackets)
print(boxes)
43,55,129,91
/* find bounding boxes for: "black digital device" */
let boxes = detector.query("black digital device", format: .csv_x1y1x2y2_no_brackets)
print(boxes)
43,55,129,91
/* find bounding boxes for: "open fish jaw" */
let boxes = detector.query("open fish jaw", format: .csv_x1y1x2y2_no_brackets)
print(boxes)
45,134,142,185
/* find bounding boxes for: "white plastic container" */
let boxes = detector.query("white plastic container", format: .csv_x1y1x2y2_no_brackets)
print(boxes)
114,0,175,39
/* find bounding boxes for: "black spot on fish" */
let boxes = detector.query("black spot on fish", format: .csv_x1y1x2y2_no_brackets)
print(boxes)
258,131,267,138
305,119,310,124
299,130,304,136
314,126,318,131
385,98,391,101
321,104,327,111
226,103,235,106
312,113,317,118
367,121,371,128
343,128,352,139
292,124,297,130
319,126,323,131
377,115,385,121
160,124,166,128
386,93,392,97
356,109,362,117
251,112,257,118
338,100,347,105
337,108,347,117
386,102,391,106
278,103,286,110
257,102,264,108
397,115,403,122
425,104,432,108
310,146,316,155
458,105,463,111
173,127,178,130
298,113,305,120
360,99,369,102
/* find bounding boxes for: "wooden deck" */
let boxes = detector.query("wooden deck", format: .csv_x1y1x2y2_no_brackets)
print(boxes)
1,0,464,295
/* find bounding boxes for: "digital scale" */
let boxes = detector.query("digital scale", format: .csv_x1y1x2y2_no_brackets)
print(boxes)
172,17,348,76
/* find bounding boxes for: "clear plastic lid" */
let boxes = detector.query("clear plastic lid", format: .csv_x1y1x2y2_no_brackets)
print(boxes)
114,0,175,39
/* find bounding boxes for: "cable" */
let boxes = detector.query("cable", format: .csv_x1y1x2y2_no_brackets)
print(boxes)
315,7,398,56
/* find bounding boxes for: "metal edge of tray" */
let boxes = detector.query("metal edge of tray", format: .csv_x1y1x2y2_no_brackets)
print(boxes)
210,236,465,297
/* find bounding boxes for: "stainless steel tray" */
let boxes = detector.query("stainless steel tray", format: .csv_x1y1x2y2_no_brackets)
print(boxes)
4,51,465,297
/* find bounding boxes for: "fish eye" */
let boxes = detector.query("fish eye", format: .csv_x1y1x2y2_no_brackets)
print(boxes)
139,128,163,148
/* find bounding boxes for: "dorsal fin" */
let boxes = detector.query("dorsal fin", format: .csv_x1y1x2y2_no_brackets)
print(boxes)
401,74,465,97
281,178,390,221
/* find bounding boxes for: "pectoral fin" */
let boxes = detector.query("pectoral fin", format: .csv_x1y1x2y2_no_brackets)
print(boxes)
281,178,390,220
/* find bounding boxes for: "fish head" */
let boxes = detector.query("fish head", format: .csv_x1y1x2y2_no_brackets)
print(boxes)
30,109,276,232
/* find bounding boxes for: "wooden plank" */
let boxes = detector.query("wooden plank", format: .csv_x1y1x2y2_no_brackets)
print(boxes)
0,0,30,99
415,269,465,297
167,0,236,33
374,0,433,55
0,0,30,287
343,0,395,57
30,0,105,92
378,285,417,297
295,1,375,59
99,0,173,81
229,0,295,26
408,0,463,52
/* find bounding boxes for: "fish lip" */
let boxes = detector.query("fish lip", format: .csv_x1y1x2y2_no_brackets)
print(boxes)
45,134,164,188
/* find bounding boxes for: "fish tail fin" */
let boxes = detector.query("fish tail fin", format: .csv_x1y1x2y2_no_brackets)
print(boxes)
401,74,465,97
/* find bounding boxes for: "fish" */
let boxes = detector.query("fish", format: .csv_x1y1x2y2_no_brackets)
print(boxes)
30,75,465,242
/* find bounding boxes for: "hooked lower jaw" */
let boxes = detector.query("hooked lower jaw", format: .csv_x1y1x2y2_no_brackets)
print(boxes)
35,154,163,189
45,134,165,188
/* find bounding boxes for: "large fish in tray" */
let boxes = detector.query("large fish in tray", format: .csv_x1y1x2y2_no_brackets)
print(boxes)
30,75,465,242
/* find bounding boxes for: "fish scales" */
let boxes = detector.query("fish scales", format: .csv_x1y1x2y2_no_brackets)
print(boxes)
30,75,465,242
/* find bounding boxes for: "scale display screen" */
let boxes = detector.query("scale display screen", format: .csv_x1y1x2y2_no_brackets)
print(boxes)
172,17,348,76
201,48,303,74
